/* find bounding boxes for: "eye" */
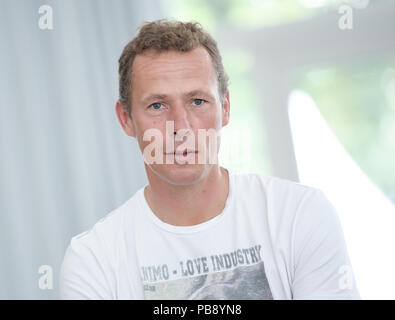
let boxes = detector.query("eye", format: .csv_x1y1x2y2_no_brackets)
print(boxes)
149,102,163,110
192,99,205,106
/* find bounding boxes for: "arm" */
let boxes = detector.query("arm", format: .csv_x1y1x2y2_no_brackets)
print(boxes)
59,237,113,300
291,189,360,299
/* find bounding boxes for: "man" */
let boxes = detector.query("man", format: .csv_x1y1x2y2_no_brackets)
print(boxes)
60,19,360,300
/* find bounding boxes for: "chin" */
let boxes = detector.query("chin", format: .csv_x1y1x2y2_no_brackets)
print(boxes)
147,163,211,186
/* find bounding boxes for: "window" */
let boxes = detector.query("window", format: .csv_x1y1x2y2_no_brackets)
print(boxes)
288,61,395,299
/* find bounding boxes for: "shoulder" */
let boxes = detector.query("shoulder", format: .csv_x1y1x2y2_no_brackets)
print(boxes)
69,198,129,256
228,168,330,232
65,188,142,262
59,189,142,299
229,167,319,203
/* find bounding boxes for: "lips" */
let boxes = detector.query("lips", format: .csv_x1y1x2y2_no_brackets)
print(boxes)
165,149,197,155
164,149,198,165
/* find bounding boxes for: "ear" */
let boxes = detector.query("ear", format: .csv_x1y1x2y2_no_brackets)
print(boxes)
115,100,136,138
221,91,230,127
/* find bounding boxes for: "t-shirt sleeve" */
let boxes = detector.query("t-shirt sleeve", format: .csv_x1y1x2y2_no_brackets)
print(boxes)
59,236,113,300
291,189,361,300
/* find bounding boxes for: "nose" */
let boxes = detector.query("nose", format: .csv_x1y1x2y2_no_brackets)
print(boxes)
171,102,192,136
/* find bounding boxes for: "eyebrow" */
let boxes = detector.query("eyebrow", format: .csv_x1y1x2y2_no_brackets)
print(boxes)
140,90,213,105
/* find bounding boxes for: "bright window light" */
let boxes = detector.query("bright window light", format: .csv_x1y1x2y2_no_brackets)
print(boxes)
288,89,395,299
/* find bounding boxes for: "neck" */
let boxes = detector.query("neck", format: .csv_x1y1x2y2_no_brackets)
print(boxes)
144,165,229,226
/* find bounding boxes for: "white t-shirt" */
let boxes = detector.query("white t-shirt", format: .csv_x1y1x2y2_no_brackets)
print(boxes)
59,168,361,300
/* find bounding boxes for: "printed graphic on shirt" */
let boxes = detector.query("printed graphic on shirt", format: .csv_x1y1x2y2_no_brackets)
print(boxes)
140,244,273,300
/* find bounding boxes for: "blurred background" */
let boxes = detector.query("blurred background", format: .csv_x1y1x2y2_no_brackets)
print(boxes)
0,0,394,299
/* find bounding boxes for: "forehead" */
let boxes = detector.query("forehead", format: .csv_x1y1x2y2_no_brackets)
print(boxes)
131,46,217,94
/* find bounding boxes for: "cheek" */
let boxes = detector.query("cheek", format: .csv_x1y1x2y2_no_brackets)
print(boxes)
136,119,166,150
135,116,157,135
201,109,222,129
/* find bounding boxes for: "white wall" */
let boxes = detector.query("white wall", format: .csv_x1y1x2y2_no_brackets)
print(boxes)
0,0,164,299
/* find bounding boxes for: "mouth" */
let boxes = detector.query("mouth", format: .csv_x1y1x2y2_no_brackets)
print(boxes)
165,150,198,157
165,150,198,156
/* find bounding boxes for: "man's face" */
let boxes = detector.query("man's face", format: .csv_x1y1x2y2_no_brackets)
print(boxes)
116,46,230,186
